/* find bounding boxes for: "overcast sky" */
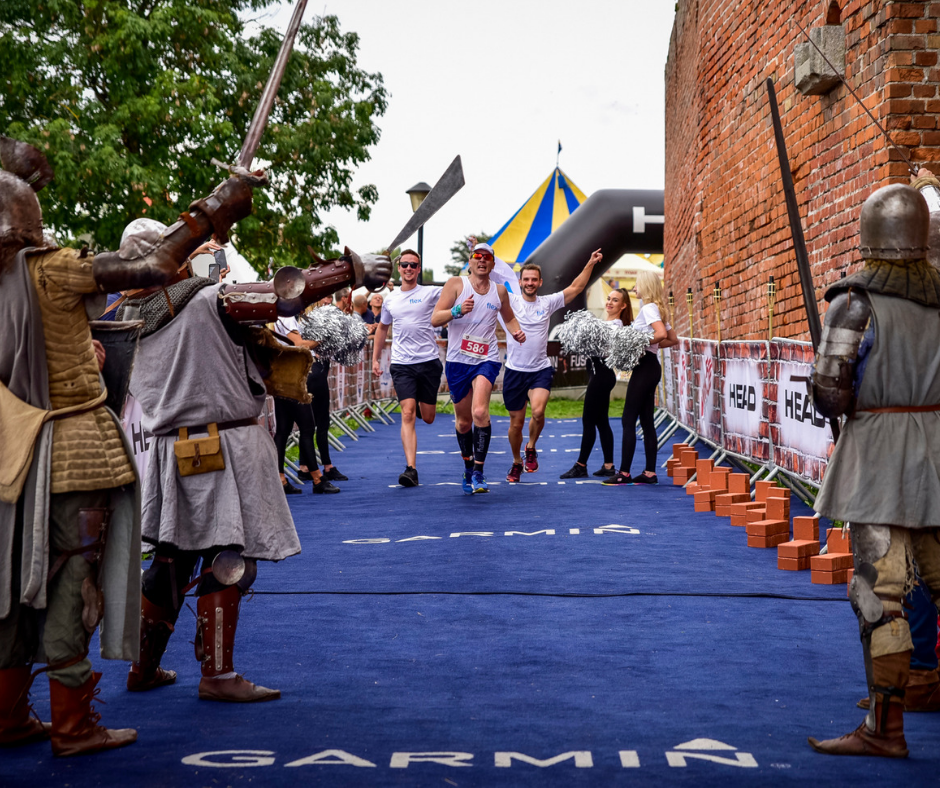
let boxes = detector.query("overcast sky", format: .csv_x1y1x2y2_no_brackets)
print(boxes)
255,1,676,276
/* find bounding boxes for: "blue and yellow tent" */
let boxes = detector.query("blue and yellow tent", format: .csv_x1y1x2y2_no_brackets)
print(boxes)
489,167,588,265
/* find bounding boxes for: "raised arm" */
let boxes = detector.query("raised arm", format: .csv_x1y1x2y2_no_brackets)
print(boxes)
562,248,602,304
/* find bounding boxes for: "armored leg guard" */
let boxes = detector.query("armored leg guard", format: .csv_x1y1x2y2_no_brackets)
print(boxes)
194,586,279,703
809,651,909,758
126,596,179,692
49,673,137,757
857,667,940,712
0,667,50,747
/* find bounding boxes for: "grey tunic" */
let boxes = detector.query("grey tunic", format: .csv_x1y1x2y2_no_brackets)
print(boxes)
815,292,940,528
130,287,300,560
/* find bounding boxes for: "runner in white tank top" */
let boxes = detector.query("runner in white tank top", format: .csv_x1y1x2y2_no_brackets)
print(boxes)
432,242,526,494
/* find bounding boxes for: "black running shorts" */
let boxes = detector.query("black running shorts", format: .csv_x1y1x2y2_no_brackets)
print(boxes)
390,358,444,405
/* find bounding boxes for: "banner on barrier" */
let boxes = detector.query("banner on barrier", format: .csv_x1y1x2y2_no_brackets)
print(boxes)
693,340,721,445
720,342,770,462
675,339,695,428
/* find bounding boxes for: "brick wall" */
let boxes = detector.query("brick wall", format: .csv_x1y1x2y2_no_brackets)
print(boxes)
665,0,940,341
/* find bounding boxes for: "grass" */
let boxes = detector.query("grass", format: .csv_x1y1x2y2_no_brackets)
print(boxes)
433,397,626,419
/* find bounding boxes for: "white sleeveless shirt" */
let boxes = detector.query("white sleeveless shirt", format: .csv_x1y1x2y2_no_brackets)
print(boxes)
445,277,502,365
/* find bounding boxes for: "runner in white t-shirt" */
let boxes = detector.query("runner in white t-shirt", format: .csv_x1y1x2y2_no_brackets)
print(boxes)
371,249,443,487
432,242,526,494
500,250,603,483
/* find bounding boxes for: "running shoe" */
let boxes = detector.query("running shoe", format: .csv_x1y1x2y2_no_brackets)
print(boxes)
634,472,658,485
471,470,489,494
282,480,302,495
312,479,341,494
506,463,523,483
592,467,616,477
559,463,588,479
323,467,348,482
399,466,419,487
602,472,633,486
524,447,539,473
462,470,474,494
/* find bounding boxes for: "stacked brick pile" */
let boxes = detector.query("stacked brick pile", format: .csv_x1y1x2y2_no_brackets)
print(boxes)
665,1,940,343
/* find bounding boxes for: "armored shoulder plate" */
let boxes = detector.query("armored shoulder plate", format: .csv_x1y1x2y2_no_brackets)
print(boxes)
812,289,872,419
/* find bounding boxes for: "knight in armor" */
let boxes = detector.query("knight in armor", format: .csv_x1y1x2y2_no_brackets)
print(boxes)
808,183,940,758
0,137,259,756
116,225,390,702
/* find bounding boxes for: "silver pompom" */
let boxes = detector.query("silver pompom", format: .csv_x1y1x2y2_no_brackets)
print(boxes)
556,310,613,357
605,325,653,371
299,305,368,366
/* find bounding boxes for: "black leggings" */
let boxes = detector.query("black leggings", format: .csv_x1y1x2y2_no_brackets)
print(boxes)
576,359,617,466
306,362,332,467
619,352,661,474
274,397,316,473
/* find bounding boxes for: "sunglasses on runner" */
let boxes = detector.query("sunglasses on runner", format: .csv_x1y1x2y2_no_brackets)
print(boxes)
398,261,420,269
470,252,494,261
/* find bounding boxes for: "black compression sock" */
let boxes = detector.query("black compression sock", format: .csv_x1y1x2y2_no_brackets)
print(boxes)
456,429,474,469
472,424,492,466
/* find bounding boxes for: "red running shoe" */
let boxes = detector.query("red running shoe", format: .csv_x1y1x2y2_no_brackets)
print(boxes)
506,463,523,483
524,447,539,473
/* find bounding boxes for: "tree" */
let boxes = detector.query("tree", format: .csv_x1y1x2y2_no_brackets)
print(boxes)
446,231,491,277
0,1,387,272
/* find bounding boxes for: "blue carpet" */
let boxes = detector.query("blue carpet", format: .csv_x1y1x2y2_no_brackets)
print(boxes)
5,415,937,787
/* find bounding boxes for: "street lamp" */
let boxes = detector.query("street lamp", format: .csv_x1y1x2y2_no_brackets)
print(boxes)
405,181,431,263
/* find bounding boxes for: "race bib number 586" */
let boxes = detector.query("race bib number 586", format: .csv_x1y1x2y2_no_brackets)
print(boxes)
459,333,490,360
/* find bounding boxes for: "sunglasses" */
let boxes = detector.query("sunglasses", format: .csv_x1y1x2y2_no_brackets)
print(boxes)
470,252,494,261
398,261,420,269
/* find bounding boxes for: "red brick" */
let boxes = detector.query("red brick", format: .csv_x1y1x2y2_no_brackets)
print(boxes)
778,555,812,571
812,568,850,585
765,497,790,521
694,490,717,511
745,507,768,524
748,533,789,548
671,443,689,458
709,468,730,491
793,516,819,542
696,459,715,479
827,528,852,554
679,450,698,469
686,482,703,496
754,481,776,502
811,553,854,572
777,540,821,559
715,492,749,507
727,473,750,495
746,519,790,537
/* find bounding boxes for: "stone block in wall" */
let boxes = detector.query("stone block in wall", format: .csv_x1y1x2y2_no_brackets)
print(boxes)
795,25,845,96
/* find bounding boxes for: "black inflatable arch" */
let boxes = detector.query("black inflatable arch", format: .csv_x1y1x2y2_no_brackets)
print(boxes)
521,189,665,330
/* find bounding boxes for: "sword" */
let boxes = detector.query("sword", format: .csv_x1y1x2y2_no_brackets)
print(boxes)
387,156,465,253
212,0,308,173
795,19,918,177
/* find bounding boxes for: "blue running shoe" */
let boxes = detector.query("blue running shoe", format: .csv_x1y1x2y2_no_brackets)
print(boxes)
471,470,489,494
462,470,474,494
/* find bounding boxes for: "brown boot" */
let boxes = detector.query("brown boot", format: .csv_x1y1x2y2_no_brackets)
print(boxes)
809,651,909,758
49,673,137,757
0,666,50,747
127,595,178,692
857,667,940,712
194,586,279,703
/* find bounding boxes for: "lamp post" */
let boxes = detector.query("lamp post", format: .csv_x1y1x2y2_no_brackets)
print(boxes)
767,275,776,342
686,287,694,341
406,181,431,263
713,281,722,343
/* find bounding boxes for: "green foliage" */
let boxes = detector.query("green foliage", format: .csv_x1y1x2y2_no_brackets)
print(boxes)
0,1,387,271
445,231,491,277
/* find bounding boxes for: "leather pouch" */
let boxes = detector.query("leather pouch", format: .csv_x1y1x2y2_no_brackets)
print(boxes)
174,424,225,476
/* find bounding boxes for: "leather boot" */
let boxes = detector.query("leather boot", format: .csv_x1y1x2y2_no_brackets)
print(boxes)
809,651,909,758
0,666,50,746
49,673,137,757
127,595,178,691
195,586,279,703
857,667,940,712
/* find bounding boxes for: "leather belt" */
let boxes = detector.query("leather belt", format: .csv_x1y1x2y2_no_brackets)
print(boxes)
856,404,940,415
158,417,258,437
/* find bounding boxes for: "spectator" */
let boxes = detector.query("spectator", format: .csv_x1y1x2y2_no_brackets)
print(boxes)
334,287,352,314
352,293,375,324
369,293,384,322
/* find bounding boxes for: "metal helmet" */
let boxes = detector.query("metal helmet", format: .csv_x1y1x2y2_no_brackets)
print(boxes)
859,184,930,261
0,170,43,247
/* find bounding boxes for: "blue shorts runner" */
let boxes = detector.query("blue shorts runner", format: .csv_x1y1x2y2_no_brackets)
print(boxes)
445,360,502,404
501,366,554,412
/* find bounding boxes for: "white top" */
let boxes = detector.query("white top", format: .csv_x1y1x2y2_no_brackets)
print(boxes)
380,284,443,365
274,315,300,346
445,277,502,365
632,302,670,353
501,291,566,372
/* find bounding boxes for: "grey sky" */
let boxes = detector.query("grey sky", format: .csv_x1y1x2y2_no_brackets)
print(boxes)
257,1,676,275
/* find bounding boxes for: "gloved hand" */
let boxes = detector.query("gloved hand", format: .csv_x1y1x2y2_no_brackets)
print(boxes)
345,247,392,291
189,175,260,244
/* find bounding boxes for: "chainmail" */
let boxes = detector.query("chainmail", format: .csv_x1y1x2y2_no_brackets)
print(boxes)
825,258,940,309
117,276,216,336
